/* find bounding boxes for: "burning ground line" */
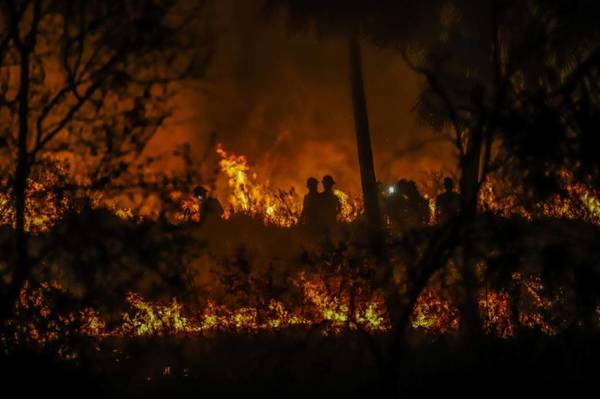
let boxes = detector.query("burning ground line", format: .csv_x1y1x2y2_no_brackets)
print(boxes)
6,274,392,345
4,269,574,348
9,275,556,346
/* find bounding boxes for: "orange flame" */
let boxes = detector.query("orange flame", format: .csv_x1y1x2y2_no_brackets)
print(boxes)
216,144,360,226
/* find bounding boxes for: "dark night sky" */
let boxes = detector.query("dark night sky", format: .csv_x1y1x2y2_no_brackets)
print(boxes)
148,0,455,195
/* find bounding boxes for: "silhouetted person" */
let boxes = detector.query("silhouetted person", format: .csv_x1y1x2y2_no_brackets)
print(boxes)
319,175,341,232
194,186,224,225
386,179,407,232
405,180,430,228
377,181,390,225
435,177,461,223
300,177,320,230
387,179,429,233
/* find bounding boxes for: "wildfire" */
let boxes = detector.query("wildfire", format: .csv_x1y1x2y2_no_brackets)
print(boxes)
115,272,390,337
5,273,390,346
411,289,459,333
333,189,362,223
119,292,197,336
479,174,600,225
5,267,593,356
479,290,514,338
478,178,533,220
517,276,564,336
541,181,600,225
0,177,70,233
3,145,597,233
216,144,301,226
295,272,389,334
425,195,436,225
216,144,361,226
2,147,599,356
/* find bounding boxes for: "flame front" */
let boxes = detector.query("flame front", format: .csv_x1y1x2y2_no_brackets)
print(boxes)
4,269,588,355
1,146,598,356
216,144,360,226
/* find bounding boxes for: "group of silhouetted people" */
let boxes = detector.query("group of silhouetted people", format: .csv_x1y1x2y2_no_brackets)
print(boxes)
435,177,462,223
300,175,341,234
297,173,462,237
190,174,343,233
191,174,461,235
386,179,430,231
192,185,224,225
383,176,461,233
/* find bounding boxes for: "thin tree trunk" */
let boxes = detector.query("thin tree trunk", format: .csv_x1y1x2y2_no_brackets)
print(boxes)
348,32,384,254
460,127,483,217
1,49,31,325
348,33,405,395
458,126,485,338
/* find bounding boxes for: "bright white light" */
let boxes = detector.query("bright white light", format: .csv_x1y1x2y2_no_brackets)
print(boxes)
387,186,396,195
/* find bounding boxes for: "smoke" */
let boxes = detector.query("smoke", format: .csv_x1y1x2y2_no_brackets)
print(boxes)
150,0,455,197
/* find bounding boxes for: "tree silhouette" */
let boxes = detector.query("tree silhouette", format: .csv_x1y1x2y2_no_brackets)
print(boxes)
394,0,600,340
0,0,213,324
265,1,445,250
401,0,600,210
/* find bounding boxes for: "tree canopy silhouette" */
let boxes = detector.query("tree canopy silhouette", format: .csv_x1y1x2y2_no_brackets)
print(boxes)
400,0,600,206
0,0,213,324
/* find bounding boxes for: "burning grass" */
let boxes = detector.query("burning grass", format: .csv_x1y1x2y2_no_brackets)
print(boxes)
478,173,600,225
1,145,599,233
1,146,599,362
3,267,574,357
216,144,361,226
1,273,390,356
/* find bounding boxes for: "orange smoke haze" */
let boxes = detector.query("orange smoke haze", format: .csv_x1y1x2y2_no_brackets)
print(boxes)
146,0,455,199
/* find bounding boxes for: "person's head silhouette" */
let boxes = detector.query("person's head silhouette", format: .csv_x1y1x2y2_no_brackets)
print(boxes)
322,175,335,191
306,177,318,192
193,186,208,200
443,177,454,193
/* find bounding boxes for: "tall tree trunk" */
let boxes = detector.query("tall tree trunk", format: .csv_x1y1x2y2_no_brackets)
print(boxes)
348,32,384,253
458,126,484,338
459,127,483,217
348,32,397,392
1,49,30,325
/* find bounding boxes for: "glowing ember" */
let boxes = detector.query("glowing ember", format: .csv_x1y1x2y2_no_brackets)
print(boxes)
541,181,600,225
0,177,70,233
411,289,459,334
518,276,560,335
119,292,197,336
478,178,532,220
479,290,514,338
425,195,436,225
